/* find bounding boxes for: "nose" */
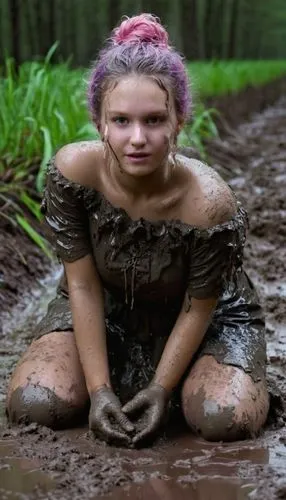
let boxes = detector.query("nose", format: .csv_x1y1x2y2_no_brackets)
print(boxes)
130,123,147,147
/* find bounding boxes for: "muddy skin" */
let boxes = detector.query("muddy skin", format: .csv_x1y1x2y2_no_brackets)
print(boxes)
7,385,88,430
89,386,134,446
122,382,169,446
184,386,252,442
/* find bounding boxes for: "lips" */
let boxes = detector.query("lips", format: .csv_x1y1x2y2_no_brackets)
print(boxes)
126,153,150,158
125,153,151,164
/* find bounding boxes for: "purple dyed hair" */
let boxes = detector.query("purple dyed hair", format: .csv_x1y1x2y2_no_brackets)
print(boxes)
87,14,191,128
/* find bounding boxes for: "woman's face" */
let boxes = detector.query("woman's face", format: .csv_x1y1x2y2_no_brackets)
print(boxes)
101,75,180,177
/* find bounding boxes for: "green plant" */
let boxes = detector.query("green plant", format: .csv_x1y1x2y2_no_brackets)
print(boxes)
0,47,98,254
179,105,219,158
188,60,286,97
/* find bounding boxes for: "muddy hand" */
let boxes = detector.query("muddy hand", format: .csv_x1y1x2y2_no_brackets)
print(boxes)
89,386,134,445
122,383,169,445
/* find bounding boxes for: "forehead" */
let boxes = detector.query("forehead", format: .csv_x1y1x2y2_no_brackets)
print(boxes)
105,75,170,114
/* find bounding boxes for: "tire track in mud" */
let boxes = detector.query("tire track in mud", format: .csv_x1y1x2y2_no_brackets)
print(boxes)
0,97,286,500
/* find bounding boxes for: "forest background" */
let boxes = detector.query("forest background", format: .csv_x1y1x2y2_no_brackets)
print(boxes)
1,0,286,66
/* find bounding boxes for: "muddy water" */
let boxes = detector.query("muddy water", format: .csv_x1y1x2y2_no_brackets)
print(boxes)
1,98,286,499
1,421,285,500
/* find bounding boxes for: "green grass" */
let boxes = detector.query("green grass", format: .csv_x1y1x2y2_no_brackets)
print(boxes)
0,44,95,193
0,47,96,255
188,60,286,98
1,55,286,254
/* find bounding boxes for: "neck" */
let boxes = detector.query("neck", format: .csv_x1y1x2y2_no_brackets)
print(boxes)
109,159,173,199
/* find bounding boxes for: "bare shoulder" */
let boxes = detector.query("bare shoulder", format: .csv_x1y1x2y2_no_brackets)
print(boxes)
54,140,104,187
178,155,238,228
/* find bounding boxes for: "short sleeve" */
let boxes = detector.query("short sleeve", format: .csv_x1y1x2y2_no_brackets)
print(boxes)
188,206,248,299
41,159,92,262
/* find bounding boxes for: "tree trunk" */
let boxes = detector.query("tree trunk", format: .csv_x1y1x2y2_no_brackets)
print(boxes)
196,0,207,59
109,0,120,32
229,0,240,58
10,0,20,66
181,0,199,59
221,0,234,59
166,0,183,51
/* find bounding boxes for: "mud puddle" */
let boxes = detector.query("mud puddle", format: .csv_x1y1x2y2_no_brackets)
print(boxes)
1,97,286,499
1,425,285,500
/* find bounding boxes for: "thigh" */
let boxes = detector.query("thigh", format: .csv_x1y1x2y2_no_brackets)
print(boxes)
197,318,267,383
7,330,88,406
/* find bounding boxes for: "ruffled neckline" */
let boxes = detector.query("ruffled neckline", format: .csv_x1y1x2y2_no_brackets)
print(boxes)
46,158,248,239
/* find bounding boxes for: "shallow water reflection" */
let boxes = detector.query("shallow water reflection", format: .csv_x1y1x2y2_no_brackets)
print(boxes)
0,430,275,499
99,477,255,500
0,444,54,498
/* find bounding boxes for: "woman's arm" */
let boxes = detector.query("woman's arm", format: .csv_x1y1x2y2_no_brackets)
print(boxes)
152,295,217,393
65,254,134,444
152,162,239,392
65,254,110,394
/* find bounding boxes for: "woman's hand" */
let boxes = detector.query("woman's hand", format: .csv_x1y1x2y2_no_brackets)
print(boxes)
122,383,169,445
89,386,134,445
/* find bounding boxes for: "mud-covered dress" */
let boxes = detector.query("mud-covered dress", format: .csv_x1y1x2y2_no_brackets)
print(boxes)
37,160,266,404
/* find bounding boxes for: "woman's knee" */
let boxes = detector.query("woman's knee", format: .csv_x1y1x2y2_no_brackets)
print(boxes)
182,388,254,441
7,383,88,429
6,331,89,429
181,355,269,442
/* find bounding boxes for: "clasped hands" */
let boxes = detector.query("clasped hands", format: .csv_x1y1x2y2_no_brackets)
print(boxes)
89,383,169,447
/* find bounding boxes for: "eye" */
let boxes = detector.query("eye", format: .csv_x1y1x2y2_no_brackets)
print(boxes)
112,116,128,126
146,115,166,125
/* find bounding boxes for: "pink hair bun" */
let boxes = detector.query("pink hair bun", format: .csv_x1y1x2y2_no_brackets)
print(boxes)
112,13,169,48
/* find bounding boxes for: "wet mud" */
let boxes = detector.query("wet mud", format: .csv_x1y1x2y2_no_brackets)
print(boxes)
1,93,286,498
0,219,50,324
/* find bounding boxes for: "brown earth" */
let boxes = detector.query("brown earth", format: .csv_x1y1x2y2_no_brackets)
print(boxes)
0,79,286,499
205,75,286,134
0,223,50,328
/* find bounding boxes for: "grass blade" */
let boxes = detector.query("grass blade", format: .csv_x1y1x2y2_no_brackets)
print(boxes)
15,214,53,259
36,126,53,192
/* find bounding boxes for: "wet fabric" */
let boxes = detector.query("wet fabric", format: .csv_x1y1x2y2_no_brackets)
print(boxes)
36,159,267,399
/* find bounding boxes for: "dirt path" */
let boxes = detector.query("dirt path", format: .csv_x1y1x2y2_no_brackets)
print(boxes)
0,96,286,499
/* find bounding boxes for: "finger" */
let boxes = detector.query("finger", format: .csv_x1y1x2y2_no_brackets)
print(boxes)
133,423,155,444
122,394,145,415
110,406,135,433
96,417,131,445
133,411,160,444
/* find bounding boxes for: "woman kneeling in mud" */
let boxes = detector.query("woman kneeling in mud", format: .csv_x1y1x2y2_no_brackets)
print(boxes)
7,14,269,446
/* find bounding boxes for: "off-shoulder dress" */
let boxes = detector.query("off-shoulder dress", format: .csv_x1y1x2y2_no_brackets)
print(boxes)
36,160,266,404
